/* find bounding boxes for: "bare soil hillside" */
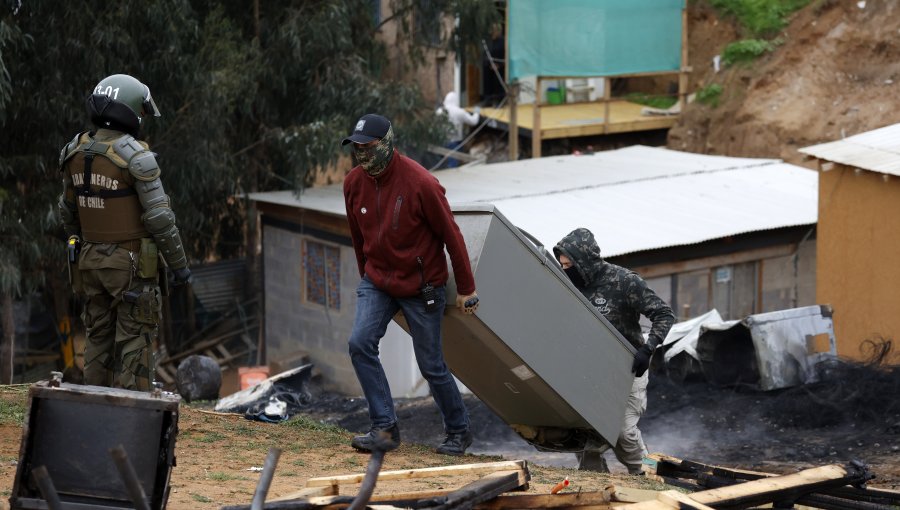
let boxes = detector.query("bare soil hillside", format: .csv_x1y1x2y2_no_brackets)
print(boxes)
669,0,900,165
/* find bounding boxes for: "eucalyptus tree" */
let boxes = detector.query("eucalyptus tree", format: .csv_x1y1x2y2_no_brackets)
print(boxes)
0,0,498,379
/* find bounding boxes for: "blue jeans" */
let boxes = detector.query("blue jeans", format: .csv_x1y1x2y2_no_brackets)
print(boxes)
348,276,469,433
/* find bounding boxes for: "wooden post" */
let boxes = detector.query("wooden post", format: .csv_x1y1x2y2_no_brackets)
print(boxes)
509,82,519,161
532,77,542,159
603,77,611,134
679,8,690,112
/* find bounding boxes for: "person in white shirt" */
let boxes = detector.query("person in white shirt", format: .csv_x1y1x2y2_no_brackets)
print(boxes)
436,91,480,168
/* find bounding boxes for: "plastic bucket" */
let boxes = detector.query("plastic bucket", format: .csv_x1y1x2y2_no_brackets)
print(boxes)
546,87,564,105
238,366,269,389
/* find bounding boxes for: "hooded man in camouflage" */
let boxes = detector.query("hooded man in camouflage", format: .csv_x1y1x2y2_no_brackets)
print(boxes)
554,228,675,474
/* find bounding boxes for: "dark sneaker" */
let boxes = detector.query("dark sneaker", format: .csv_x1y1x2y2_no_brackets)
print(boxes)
350,424,400,452
436,430,473,456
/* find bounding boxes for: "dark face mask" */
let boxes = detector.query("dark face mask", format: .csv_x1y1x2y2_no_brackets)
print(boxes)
354,126,394,177
564,266,586,288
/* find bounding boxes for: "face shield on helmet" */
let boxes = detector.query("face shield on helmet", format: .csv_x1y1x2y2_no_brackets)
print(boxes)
87,74,160,136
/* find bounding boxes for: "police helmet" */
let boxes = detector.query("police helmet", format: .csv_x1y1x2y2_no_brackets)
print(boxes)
86,74,160,136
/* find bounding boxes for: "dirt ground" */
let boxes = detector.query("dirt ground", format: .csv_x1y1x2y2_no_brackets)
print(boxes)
0,385,664,510
668,0,900,166
297,363,900,492
0,356,896,508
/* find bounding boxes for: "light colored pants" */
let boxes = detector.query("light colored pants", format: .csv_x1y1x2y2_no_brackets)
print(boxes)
578,371,649,474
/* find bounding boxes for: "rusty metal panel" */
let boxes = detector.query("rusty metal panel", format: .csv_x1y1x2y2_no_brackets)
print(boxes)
10,382,179,510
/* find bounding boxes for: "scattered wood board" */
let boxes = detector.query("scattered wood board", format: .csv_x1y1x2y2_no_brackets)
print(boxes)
644,453,896,510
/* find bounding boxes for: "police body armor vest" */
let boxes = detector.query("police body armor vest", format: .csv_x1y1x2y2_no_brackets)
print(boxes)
62,132,150,243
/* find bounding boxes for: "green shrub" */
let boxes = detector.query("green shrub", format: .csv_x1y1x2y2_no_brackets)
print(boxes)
696,84,723,108
722,38,778,65
710,0,810,37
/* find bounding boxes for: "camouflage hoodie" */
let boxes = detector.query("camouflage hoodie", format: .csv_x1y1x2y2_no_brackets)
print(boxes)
553,228,675,350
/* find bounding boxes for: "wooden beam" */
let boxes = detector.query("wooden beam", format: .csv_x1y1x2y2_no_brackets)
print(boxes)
430,470,528,510
533,77,542,159
271,485,338,502
477,488,614,509
679,7,690,113
603,77,611,135
509,82,519,161
689,465,857,508
659,490,717,510
305,460,527,488
630,243,796,279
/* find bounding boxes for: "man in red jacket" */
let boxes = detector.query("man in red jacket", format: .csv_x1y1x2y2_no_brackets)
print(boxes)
341,113,480,456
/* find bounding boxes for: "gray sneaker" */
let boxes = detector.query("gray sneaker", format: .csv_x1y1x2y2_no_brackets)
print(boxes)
351,424,400,452
436,429,473,456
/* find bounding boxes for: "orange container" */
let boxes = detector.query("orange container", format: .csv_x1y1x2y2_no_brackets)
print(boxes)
238,366,269,389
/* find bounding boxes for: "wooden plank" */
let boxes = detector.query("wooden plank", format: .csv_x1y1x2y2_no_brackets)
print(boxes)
611,486,661,504
476,488,614,509
476,100,677,140
690,465,852,507
509,82,519,161
532,77,542,159
271,485,338,502
658,490,718,510
305,460,527,488
426,470,527,510
630,243,796,279
648,454,900,508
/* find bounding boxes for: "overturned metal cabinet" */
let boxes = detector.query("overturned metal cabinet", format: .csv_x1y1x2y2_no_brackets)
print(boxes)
398,205,635,450
10,381,179,510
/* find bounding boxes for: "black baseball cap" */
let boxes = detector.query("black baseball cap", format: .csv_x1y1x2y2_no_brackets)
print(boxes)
341,114,391,146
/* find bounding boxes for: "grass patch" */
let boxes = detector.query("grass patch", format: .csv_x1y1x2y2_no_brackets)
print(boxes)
223,422,256,436
710,0,810,37
624,92,678,110
208,471,249,482
190,493,212,503
722,38,779,66
696,84,723,108
283,416,348,447
196,431,227,443
0,398,26,427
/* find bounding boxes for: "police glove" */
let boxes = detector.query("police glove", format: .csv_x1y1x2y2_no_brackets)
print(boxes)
632,344,654,377
170,267,193,287
456,292,479,314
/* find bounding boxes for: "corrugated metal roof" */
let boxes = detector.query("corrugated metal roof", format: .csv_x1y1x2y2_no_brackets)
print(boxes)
799,122,900,177
247,145,817,257
190,258,247,313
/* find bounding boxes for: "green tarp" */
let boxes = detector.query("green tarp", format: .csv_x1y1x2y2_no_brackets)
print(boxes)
508,0,684,80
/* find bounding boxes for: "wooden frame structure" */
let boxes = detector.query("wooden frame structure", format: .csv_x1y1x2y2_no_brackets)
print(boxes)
501,8,691,160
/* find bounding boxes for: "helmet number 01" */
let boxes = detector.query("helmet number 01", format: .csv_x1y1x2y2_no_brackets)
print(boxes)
95,85,120,100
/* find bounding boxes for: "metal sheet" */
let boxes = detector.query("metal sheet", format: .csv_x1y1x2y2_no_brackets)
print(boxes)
800,123,900,177
11,382,179,510
396,206,634,449
248,145,817,258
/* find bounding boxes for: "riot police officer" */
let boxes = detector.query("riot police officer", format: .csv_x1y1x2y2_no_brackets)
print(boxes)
57,74,191,391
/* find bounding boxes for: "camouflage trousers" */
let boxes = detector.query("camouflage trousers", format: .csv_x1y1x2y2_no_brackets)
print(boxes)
78,244,160,391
